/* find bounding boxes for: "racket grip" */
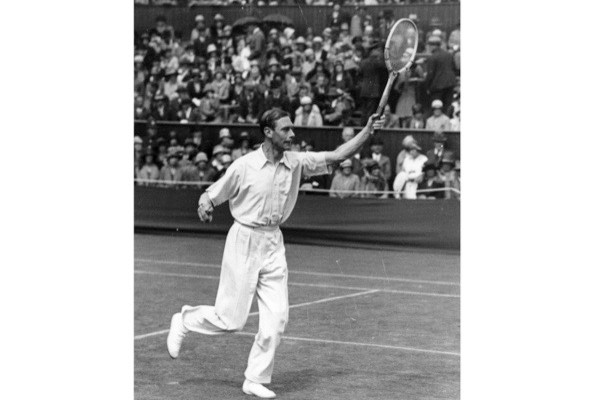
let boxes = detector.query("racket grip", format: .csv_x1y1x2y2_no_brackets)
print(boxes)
375,72,398,116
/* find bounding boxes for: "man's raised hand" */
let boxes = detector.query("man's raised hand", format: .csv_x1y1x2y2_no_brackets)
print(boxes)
366,113,386,134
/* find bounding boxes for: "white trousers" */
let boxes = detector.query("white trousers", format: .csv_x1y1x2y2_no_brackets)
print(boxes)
181,221,289,384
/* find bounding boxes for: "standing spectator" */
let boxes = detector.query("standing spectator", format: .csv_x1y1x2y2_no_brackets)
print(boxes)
358,44,387,125
425,130,450,169
392,139,428,200
437,151,460,200
231,131,252,160
366,137,392,182
247,23,266,67
137,153,160,183
394,63,424,125
294,96,323,127
360,160,389,199
159,152,182,183
417,163,445,200
328,3,350,29
404,103,426,129
330,159,361,198
423,35,457,114
426,100,451,131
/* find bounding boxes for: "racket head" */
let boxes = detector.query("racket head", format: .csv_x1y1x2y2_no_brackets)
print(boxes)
384,18,419,73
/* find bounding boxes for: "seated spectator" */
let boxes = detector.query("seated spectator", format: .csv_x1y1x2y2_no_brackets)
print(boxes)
206,144,231,182
330,60,353,92
137,153,160,183
450,110,460,131
207,152,232,182
425,131,451,169
312,36,328,63
294,96,323,127
330,159,361,198
366,137,392,182
426,100,451,131
404,103,426,129
163,68,180,100
437,151,460,200
336,127,363,177
217,128,235,151
238,83,263,124
134,95,150,120
392,138,428,200
231,131,252,160
382,104,401,129
151,94,177,121
186,69,204,102
289,84,311,115
311,74,330,111
323,89,355,126
360,160,389,199
180,151,209,183
417,163,445,200
177,99,202,123
159,152,182,183
211,68,231,102
263,80,291,114
197,84,220,122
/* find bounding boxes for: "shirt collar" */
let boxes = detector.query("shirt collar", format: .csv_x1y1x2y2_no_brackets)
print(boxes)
252,145,291,169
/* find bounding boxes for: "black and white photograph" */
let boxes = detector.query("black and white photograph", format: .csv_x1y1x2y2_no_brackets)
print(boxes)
5,1,600,400
134,1,460,399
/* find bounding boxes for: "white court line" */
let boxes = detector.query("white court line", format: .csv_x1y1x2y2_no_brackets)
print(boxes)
233,331,460,357
135,258,459,286
134,289,378,340
134,270,460,298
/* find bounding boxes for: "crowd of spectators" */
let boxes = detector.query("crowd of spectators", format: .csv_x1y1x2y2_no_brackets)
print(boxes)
134,6,460,199
134,7,460,128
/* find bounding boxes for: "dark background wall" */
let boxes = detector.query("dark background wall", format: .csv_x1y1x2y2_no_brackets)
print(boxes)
135,185,460,251
134,4,460,38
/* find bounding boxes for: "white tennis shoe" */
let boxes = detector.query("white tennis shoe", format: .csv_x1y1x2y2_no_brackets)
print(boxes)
167,306,190,359
242,379,276,398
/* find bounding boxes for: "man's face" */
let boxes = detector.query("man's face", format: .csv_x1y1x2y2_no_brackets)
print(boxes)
433,108,443,116
168,157,178,167
342,166,352,176
266,117,295,151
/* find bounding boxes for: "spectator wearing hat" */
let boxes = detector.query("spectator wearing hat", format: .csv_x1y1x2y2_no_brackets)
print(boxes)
328,3,351,29
263,80,291,114
159,152,182,184
330,159,361,198
331,60,354,93
360,160,389,199
311,74,330,112
217,128,235,151
163,68,180,100
238,83,264,124
186,69,204,102
206,145,232,182
180,151,210,183
246,60,268,96
392,138,428,200
395,134,416,175
210,13,225,39
324,88,355,126
148,15,174,44
366,137,392,182
425,130,450,169
210,68,231,102
426,100,451,131
312,36,328,63
137,152,160,184
294,96,323,127
424,34,457,114
191,15,206,42
394,62,425,124
404,103,426,129
231,131,252,161
336,127,363,177
288,84,311,116
382,105,401,129
247,23,266,67
134,95,151,120
437,151,460,200
197,84,220,122
151,94,177,121
417,163,445,200
206,43,219,74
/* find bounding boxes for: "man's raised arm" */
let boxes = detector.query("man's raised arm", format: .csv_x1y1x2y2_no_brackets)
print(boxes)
322,113,386,165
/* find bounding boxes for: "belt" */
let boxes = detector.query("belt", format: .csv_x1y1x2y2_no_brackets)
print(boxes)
234,220,280,232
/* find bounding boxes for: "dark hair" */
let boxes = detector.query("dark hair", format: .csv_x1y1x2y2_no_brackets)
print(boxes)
259,108,290,136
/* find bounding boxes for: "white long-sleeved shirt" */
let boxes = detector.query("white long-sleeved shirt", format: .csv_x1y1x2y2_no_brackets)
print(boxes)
206,147,329,227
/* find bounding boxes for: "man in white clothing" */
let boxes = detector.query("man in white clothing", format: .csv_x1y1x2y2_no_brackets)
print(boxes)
167,108,385,398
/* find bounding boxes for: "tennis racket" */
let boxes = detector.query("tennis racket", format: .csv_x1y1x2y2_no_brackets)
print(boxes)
376,18,419,115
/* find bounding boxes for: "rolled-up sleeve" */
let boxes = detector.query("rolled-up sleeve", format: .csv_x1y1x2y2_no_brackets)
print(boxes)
300,151,330,177
206,163,240,207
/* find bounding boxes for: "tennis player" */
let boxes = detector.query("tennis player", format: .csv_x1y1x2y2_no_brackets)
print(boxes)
167,108,385,398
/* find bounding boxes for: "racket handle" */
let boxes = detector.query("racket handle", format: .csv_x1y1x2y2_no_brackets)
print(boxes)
375,72,399,116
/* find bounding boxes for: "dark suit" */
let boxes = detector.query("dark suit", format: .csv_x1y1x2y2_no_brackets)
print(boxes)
424,48,457,113
358,49,387,124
